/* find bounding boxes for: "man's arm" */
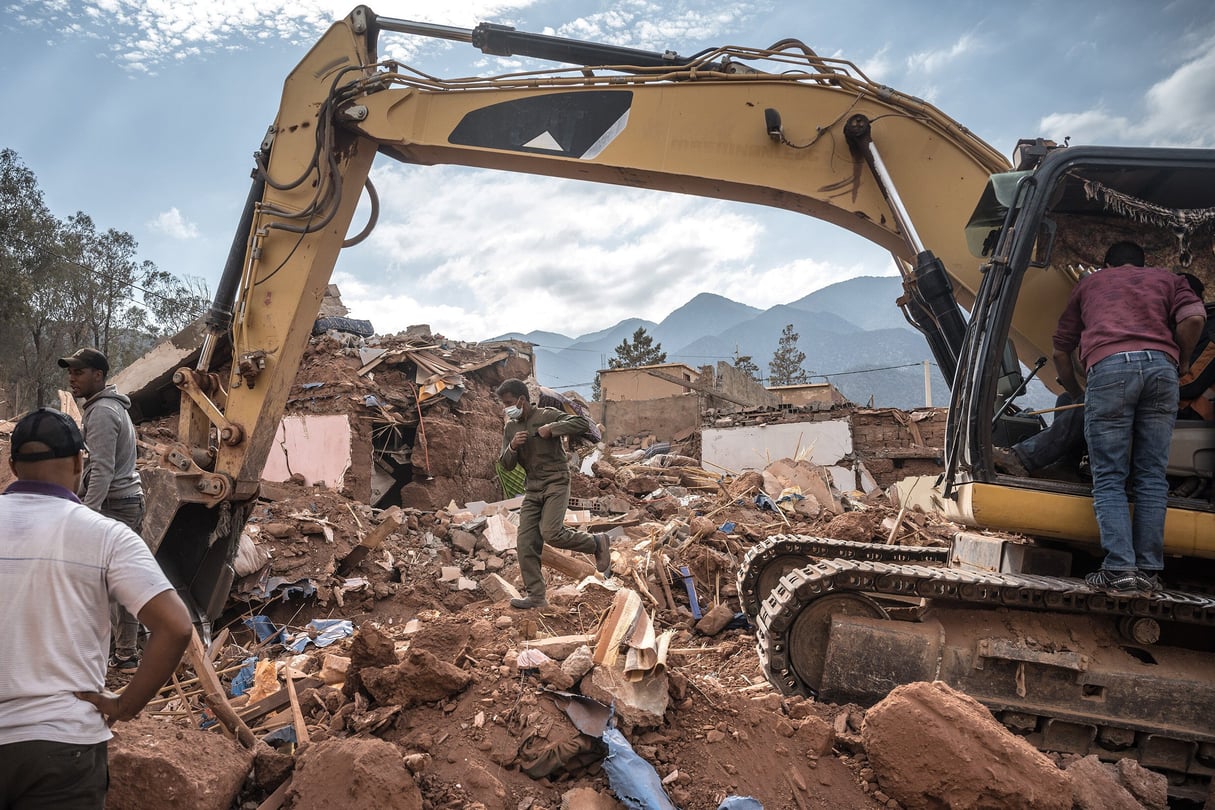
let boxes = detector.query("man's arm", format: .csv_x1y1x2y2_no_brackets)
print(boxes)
1054,349,1084,401
75,590,192,724
537,412,591,437
80,406,120,510
1175,314,1207,379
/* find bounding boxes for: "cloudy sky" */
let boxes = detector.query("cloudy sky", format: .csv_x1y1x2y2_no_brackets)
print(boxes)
3,0,1213,344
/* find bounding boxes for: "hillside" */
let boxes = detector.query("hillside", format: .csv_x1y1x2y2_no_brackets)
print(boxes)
491,276,1053,411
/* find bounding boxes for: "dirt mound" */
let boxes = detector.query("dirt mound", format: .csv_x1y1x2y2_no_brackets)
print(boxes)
289,737,423,810
862,681,1072,810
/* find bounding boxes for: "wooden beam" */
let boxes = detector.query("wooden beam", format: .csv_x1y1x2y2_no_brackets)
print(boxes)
642,368,750,407
186,629,257,749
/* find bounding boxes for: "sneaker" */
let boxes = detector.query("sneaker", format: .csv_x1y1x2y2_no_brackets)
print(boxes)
992,447,1029,477
593,533,612,575
509,595,549,610
1135,571,1164,592
1084,569,1141,593
109,654,140,671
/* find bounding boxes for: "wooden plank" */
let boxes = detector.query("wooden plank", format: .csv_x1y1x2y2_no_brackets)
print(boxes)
235,677,324,725
255,776,293,810
186,628,257,749
285,671,310,745
338,506,404,574
540,546,596,580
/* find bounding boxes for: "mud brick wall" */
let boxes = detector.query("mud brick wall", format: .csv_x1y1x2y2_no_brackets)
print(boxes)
851,408,947,488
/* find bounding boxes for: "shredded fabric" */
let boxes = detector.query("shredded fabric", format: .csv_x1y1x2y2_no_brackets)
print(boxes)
1082,178,1215,266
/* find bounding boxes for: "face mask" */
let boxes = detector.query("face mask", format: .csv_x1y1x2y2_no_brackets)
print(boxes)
504,405,523,421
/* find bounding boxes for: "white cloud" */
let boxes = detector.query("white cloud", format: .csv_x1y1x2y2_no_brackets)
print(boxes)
905,33,976,74
547,0,764,53
149,206,199,238
1038,33,1215,148
8,0,543,72
326,163,881,341
349,164,761,338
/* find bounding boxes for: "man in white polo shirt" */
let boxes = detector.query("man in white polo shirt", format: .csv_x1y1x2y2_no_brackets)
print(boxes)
0,408,192,808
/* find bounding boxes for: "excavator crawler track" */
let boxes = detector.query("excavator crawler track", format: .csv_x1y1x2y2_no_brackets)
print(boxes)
755,558,1215,799
737,535,949,618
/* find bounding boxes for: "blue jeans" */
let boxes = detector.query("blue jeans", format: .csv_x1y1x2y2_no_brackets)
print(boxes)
1014,392,1085,471
1083,350,1178,572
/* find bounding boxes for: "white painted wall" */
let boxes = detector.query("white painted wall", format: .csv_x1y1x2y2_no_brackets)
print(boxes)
262,414,352,489
701,419,852,473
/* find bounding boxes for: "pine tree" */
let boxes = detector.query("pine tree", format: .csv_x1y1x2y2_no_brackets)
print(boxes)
732,347,761,382
769,324,809,385
608,327,666,369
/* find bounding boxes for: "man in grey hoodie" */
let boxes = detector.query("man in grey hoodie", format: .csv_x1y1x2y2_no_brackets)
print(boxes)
60,347,147,669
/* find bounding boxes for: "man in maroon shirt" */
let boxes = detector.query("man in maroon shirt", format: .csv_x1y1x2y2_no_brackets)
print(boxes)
1054,241,1206,592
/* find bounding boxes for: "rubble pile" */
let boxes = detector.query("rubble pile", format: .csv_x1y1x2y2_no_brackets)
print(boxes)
1,324,1185,810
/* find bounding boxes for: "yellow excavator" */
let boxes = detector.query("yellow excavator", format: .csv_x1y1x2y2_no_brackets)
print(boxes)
140,7,1215,799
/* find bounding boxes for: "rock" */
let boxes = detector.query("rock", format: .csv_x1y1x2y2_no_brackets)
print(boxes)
794,714,836,758
1115,759,1166,810
561,645,595,681
480,572,523,602
822,511,876,543
461,762,510,810
252,743,294,792
694,603,736,636
536,658,575,691
862,681,1071,810
320,654,351,685
261,522,294,539
450,529,478,554
1066,755,1143,810
290,737,422,810
580,661,669,728
344,623,399,699
561,787,624,809
108,717,254,810
361,648,473,707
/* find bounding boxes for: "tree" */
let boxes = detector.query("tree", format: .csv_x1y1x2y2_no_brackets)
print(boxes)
608,327,666,369
732,346,761,382
0,149,209,413
769,323,809,386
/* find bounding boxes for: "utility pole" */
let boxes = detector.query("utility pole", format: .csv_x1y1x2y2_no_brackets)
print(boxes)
923,360,932,407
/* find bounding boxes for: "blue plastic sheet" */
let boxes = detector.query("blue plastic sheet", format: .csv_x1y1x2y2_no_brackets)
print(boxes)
229,656,259,697
717,798,763,810
753,492,779,512
244,615,284,644
285,619,354,653
602,726,679,810
719,521,736,533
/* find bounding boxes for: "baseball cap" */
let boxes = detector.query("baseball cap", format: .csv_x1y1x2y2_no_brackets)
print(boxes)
58,347,110,374
10,408,87,462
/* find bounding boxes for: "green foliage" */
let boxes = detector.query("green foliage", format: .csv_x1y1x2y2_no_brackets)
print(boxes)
591,372,602,402
768,323,809,386
608,326,666,369
731,347,761,382
0,149,208,413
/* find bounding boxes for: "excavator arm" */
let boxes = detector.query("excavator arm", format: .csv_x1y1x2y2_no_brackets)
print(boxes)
150,6,1014,626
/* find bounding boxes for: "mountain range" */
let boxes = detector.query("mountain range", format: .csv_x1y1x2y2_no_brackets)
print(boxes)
494,275,1052,411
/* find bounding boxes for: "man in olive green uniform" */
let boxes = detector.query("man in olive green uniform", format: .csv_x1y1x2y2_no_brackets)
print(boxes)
496,379,611,609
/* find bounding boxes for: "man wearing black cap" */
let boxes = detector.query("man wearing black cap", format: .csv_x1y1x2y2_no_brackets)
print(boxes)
59,347,148,669
0,408,192,808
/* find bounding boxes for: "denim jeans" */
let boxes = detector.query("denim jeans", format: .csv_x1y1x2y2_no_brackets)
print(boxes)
1014,392,1085,471
101,494,146,659
1083,350,1178,572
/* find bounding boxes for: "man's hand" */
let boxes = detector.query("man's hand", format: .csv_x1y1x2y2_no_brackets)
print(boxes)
536,425,553,439
74,690,133,727
509,430,528,450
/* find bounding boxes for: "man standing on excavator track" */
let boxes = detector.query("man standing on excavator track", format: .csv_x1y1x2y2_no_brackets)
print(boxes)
495,378,612,610
1054,241,1206,593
